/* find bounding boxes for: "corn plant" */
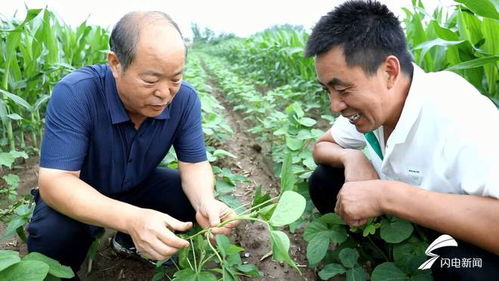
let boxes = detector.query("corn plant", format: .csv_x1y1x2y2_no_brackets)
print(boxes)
0,8,108,153
404,0,499,99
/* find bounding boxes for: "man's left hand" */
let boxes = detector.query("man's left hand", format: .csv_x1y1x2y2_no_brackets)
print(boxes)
334,180,387,226
195,199,239,235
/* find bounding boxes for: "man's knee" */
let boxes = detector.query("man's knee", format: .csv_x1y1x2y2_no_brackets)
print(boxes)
308,164,345,214
28,199,95,272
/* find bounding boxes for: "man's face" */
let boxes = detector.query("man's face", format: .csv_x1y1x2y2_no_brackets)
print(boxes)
315,47,391,133
110,24,185,123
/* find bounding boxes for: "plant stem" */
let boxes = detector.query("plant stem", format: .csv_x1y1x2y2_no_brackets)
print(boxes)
190,238,198,273
185,216,268,240
206,232,224,265
367,236,389,262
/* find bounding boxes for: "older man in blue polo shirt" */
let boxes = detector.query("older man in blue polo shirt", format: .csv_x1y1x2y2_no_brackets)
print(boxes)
27,11,237,277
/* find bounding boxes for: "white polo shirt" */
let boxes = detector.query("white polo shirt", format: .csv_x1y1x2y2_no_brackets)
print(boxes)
331,64,499,199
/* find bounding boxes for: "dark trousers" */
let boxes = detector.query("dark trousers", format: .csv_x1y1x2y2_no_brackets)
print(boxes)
308,164,499,281
27,167,195,278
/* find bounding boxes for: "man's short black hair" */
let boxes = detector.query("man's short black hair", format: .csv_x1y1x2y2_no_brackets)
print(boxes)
305,0,413,76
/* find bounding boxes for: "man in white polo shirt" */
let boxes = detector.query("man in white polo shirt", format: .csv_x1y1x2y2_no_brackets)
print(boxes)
305,1,498,280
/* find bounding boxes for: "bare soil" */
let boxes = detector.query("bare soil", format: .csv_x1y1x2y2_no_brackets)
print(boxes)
0,82,318,280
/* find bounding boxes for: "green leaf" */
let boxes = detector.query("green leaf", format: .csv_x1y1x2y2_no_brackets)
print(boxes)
7,114,22,121
216,181,235,194
212,149,237,159
346,266,367,281
306,232,330,266
380,217,414,243
318,213,346,225
0,89,31,110
286,137,303,151
298,117,317,127
362,223,377,237
412,38,464,61
339,248,359,268
270,230,298,271
318,263,347,280
251,187,272,210
446,55,499,70
2,174,20,188
23,252,74,278
280,151,296,192
304,214,347,244
3,217,26,239
0,260,49,281
455,0,499,19
172,268,218,281
0,250,21,272
0,152,16,168
236,264,262,277
9,150,29,159
371,262,409,281
269,191,306,227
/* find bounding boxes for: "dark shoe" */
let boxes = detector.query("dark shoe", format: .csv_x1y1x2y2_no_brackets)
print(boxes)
111,232,175,266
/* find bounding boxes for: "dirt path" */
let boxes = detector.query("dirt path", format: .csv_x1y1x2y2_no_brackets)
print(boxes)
205,75,316,281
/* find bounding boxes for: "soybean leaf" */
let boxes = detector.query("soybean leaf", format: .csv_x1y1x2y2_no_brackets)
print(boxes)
257,204,276,221
371,262,408,281
14,203,33,217
409,270,433,281
3,174,20,188
23,252,74,278
212,149,237,159
0,260,49,281
319,213,346,225
298,117,316,127
380,217,414,243
270,230,298,271
0,250,20,272
346,266,367,281
318,263,347,280
304,214,347,243
339,248,359,268
304,219,328,242
269,191,306,227
172,268,218,281
393,240,428,274
251,186,272,210
0,152,16,168
306,232,330,266
286,137,303,151
236,264,262,277
3,217,25,239
9,150,29,159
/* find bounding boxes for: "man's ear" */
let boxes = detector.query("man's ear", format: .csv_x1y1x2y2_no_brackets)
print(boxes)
383,55,401,90
107,51,121,79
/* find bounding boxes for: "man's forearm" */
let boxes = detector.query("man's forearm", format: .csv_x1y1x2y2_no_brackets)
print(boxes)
38,168,139,234
178,161,215,211
382,181,499,253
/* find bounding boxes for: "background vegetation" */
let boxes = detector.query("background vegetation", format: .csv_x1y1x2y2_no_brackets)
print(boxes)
0,0,497,280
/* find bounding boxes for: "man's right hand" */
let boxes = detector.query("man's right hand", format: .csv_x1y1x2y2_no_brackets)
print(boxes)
126,208,193,261
342,149,379,182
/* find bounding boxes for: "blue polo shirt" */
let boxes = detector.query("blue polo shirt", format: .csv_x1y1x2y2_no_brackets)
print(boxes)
40,64,207,195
